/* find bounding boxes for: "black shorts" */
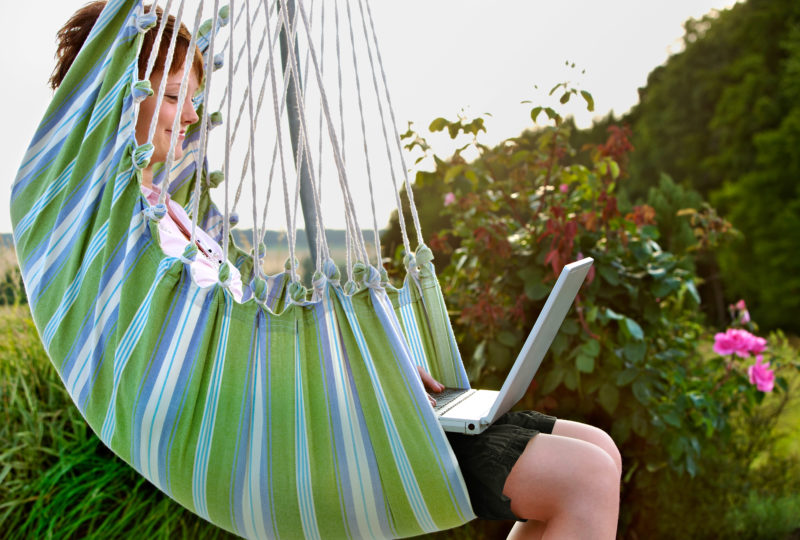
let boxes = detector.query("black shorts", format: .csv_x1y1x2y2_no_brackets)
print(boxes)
446,410,557,521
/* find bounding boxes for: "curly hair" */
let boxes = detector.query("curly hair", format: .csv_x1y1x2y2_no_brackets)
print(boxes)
49,1,204,90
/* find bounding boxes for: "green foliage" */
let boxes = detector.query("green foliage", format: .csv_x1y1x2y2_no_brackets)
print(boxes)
0,306,233,539
626,0,800,332
382,91,800,537
0,266,27,306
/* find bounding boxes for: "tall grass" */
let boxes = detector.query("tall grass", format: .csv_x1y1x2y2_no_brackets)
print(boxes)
3,303,799,539
0,306,235,539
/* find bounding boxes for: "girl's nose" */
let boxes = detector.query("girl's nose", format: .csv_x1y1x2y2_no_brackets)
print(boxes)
182,97,199,126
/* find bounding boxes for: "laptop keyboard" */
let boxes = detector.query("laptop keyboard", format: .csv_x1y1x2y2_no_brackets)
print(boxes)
432,388,467,412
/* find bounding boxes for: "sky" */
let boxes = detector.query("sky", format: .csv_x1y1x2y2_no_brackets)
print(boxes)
0,0,739,234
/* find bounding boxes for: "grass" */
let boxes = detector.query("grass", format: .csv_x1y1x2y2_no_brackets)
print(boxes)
2,301,800,539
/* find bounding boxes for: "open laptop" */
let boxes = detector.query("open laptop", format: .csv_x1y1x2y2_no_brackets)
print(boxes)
434,257,593,434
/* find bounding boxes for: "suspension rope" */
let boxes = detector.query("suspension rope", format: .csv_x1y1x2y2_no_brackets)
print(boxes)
361,0,425,250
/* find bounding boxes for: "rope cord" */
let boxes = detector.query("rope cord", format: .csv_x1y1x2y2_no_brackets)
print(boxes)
147,0,186,174
243,0,263,272
344,0,382,269
157,0,206,208
290,0,369,267
334,0,357,281
266,0,302,282
222,0,235,263
361,0,425,250
143,0,173,83
314,0,327,270
355,0,410,257
190,0,221,244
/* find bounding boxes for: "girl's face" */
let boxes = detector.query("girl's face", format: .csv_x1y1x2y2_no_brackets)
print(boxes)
135,69,200,168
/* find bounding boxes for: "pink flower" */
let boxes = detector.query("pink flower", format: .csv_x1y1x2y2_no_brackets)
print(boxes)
735,299,747,311
444,192,456,206
713,328,767,358
559,183,569,193
747,355,775,392
740,309,751,324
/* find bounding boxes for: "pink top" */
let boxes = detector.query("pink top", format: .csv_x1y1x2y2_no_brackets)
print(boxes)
141,185,244,302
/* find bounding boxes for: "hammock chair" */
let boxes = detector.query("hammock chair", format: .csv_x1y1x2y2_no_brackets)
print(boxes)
11,0,474,537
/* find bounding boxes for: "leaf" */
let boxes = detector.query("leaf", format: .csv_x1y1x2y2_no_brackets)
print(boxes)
662,410,682,428
540,367,564,394
530,106,543,123
563,368,579,390
623,341,647,363
580,339,601,358
580,90,595,112
560,91,571,104
623,317,644,341
609,160,620,179
632,379,652,405
429,117,448,132
616,368,638,386
443,165,464,184
576,354,595,373
597,265,620,286
605,308,624,320
598,383,619,414
524,280,550,301
498,331,518,348
685,280,701,304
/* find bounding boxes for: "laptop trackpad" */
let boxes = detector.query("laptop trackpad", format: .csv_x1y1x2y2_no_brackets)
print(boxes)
440,389,499,421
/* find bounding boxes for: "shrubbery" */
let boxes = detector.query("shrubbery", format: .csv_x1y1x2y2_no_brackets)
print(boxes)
383,92,800,537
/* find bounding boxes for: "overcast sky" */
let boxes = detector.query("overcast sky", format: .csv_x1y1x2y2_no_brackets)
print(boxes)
1,0,738,233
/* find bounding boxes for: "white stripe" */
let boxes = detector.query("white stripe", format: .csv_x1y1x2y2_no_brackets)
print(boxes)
101,252,173,444
295,329,321,540
25,146,117,296
339,290,437,533
193,292,233,519
323,287,383,538
242,326,268,540
140,286,205,485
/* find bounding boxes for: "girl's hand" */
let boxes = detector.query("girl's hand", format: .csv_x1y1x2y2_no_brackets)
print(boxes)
416,366,444,407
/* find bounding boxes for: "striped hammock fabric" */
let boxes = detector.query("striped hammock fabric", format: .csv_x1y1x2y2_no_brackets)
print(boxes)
10,0,475,537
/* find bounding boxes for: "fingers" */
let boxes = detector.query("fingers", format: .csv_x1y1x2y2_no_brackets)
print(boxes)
427,393,437,407
416,366,444,393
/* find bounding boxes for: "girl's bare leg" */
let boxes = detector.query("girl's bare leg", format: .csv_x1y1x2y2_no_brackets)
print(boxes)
503,431,620,539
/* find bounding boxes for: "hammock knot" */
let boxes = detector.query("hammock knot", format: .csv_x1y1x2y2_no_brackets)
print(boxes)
209,111,223,129
364,265,383,290
379,266,390,285
142,203,167,222
415,244,434,267
283,257,300,272
135,11,158,33
213,53,225,72
228,212,239,227
208,170,224,188
218,262,232,286
132,80,153,103
312,270,326,294
288,281,307,303
322,258,341,283
352,261,367,285
343,280,359,296
255,242,267,259
180,243,199,264
252,276,268,304
133,143,154,170
218,5,230,25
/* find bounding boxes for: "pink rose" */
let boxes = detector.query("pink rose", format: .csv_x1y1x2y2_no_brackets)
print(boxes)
559,183,569,193
444,192,456,206
747,355,775,392
713,328,767,357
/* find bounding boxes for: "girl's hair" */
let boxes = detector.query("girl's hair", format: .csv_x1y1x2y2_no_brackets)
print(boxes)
49,1,204,90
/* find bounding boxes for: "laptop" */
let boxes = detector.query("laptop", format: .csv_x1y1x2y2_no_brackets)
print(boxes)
434,257,593,434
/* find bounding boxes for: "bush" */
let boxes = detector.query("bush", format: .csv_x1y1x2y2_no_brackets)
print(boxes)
383,92,800,537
